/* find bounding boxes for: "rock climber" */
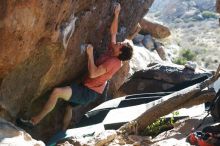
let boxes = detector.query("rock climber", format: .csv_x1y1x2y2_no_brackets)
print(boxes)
17,3,133,130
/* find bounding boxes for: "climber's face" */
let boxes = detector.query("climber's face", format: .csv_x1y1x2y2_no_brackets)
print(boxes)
113,42,124,57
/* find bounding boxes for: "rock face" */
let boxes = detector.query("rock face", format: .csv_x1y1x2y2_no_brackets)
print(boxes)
117,63,211,96
217,0,220,13
140,18,171,38
0,0,154,141
0,118,45,146
142,34,155,50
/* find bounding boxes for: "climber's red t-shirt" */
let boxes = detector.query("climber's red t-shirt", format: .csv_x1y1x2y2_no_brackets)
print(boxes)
83,43,122,94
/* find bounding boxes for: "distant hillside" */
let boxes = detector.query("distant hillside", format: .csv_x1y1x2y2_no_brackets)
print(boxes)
149,0,216,22
147,0,219,70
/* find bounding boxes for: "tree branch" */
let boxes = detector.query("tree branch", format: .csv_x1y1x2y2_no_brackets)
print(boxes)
119,64,220,134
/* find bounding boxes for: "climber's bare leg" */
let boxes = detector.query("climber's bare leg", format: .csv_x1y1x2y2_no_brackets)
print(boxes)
31,86,72,125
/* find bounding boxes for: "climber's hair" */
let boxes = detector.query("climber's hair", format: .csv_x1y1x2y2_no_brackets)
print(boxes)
118,43,133,61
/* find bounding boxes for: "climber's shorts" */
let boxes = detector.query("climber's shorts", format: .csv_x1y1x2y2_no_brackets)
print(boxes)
68,82,99,106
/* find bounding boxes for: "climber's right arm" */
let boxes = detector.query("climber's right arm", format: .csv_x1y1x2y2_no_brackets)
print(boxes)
110,3,121,44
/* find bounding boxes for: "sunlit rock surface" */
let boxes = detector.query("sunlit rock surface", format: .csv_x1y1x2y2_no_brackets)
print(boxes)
0,118,45,146
140,18,171,38
57,130,117,146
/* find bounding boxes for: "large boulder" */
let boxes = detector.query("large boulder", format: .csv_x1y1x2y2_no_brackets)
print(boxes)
142,34,155,50
154,42,168,61
0,0,155,141
0,118,45,146
140,18,171,39
133,34,145,45
117,63,211,96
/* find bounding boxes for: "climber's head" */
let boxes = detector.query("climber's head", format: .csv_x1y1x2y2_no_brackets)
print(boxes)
113,42,133,61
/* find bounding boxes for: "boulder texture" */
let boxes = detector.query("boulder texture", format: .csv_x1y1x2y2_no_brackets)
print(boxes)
0,118,45,146
117,63,212,96
217,0,220,13
0,0,155,142
142,34,155,50
139,18,171,39
57,130,117,146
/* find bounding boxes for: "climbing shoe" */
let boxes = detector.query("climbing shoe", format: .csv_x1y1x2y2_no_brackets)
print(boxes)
16,118,35,129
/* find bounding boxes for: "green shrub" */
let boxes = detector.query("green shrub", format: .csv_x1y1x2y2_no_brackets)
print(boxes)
142,117,167,137
202,11,218,19
181,49,196,61
142,111,179,137
173,57,187,65
173,49,196,65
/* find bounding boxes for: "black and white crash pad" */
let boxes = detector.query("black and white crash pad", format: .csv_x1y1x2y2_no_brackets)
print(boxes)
47,92,171,145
